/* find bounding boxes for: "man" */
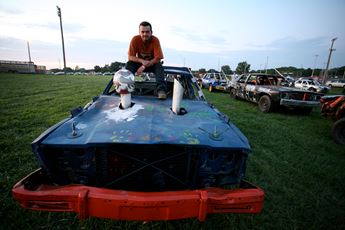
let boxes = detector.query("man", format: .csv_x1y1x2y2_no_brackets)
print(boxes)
126,21,167,99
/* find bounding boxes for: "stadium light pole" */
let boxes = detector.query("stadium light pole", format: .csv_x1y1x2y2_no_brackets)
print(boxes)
57,6,67,74
323,37,337,83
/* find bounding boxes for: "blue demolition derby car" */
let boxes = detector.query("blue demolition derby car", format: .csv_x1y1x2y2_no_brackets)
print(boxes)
198,72,230,92
12,66,264,221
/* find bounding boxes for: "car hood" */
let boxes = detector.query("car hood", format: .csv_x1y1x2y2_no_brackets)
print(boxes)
40,95,250,150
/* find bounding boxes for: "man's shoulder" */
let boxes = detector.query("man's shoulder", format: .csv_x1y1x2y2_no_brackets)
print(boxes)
151,35,160,42
131,35,142,41
150,36,161,47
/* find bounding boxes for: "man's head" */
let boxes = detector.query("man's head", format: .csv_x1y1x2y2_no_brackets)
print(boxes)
139,21,152,42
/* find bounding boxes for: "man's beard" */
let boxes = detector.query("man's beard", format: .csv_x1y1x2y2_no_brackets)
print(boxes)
142,36,151,43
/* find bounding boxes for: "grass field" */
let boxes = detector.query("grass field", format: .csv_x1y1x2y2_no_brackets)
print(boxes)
0,73,344,229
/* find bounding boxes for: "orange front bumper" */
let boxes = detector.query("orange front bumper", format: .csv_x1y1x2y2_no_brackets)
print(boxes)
12,169,264,221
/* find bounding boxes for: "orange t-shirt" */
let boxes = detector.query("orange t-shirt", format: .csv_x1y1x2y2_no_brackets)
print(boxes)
128,35,164,62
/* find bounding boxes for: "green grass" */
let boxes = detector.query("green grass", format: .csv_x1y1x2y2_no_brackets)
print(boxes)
1,73,344,229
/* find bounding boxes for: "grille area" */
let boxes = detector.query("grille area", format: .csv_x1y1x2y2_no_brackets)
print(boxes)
281,92,321,101
38,145,248,191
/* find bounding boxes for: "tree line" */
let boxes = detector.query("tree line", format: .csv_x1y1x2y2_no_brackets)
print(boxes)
50,61,345,78
217,61,345,78
50,61,125,74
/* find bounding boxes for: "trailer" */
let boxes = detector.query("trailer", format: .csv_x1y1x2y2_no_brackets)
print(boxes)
0,60,37,73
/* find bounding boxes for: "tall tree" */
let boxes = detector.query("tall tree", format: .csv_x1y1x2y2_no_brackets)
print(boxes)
94,65,101,72
198,68,206,74
302,68,312,77
65,67,73,73
236,61,250,74
110,62,125,72
221,65,232,74
102,64,110,73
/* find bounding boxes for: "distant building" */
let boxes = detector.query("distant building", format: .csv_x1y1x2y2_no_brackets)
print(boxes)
35,65,46,74
0,60,46,74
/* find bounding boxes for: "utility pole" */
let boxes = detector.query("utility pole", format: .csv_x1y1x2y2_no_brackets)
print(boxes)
310,54,318,77
264,56,269,74
27,40,32,73
218,58,220,72
57,6,67,74
27,41,32,63
323,37,337,83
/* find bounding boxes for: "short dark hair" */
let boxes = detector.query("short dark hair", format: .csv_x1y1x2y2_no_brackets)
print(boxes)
139,21,152,31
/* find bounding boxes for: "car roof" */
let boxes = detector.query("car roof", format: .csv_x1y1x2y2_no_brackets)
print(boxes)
163,66,192,77
247,73,278,77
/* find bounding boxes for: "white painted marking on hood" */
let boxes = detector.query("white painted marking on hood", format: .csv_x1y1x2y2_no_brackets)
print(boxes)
103,104,144,122
76,123,88,129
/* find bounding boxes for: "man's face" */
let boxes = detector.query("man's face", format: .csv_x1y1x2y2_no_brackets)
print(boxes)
139,25,152,42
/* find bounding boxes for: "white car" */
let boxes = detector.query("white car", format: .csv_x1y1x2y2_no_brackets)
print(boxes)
294,78,330,93
326,79,345,88
54,71,65,75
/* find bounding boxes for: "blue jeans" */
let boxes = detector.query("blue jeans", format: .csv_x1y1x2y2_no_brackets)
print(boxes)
126,61,167,92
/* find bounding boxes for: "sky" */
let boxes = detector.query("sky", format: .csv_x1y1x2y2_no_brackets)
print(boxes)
0,0,344,71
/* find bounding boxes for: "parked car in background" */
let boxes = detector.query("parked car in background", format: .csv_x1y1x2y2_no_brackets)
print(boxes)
325,79,345,88
294,78,330,93
198,72,230,92
285,76,296,87
54,71,65,75
229,73,323,113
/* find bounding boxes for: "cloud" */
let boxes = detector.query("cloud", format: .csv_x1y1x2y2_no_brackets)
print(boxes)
171,26,226,44
0,36,129,69
268,36,329,51
22,22,85,33
0,5,23,15
227,36,345,69
157,25,234,54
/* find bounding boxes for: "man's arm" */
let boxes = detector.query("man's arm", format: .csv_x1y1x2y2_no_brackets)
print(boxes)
128,55,159,67
151,37,163,66
128,55,145,75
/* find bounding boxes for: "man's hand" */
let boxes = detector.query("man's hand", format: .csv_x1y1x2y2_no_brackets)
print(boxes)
136,65,146,75
141,60,151,67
